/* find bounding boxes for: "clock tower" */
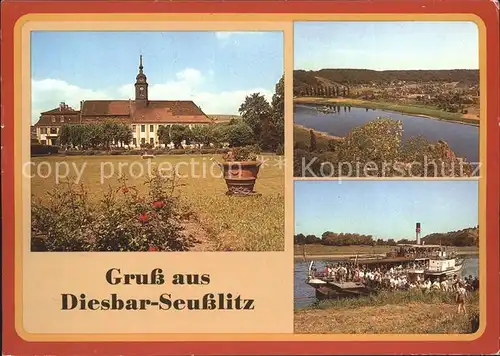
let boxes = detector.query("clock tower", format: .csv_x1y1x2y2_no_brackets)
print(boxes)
135,55,148,107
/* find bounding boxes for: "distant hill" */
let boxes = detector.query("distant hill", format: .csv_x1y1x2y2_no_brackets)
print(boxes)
422,226,479,247
293,69,480,91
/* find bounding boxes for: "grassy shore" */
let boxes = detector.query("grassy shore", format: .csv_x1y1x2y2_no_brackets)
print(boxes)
294,244,479,260
294,97,480,126
295,290,479,334
31,154,284,251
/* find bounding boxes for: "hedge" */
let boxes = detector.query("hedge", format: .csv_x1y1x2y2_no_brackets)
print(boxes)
31,144,60,156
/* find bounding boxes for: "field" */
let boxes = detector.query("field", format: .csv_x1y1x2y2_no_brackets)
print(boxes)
294,97,479,125
295,290,480,334
31,154,285,251
294,244,479,259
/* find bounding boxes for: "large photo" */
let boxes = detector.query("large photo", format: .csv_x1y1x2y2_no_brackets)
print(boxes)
30,30,285,252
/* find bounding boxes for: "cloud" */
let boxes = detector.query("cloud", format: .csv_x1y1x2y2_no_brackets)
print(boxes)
31,68,273,123
31,79,111,123
215,31,265,40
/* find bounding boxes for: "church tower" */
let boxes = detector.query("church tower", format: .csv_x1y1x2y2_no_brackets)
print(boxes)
135,55,148,107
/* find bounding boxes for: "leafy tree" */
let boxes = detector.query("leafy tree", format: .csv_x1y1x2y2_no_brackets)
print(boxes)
225,122,255,147
169,125,190,148
269,75,285,152
309,130,317,152
157,125,170,146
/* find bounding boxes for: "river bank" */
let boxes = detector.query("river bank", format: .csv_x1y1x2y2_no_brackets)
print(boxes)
295,290,479,334
294,97,480,126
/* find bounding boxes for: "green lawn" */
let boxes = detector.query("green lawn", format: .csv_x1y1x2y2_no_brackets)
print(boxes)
31,154,285,251
294,244,478,256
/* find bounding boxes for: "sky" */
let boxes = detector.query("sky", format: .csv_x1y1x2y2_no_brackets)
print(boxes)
31,31,283,123
294,21,479,71
294,180,478,240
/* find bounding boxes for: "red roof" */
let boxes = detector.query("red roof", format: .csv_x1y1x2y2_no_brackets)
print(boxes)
35,100,212,126
34,111,80,127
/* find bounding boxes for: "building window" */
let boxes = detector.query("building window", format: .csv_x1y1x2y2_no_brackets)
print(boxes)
41,140,47,145
40,127,47,134
133,138,137,146
60,116,65,123
141,125,145,133
149,137,154,145
150,125,154,132
141,138,146,144
132,125,136,131
51,116,56,123
50,128,57,135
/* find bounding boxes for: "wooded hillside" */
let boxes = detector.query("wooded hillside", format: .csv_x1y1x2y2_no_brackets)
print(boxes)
293,69,480,91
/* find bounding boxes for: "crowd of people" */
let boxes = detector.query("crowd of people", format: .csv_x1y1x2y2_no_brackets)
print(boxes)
310,261,479,293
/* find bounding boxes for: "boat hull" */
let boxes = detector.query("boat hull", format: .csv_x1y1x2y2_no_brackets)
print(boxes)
425,262,464,278
306,280,376,299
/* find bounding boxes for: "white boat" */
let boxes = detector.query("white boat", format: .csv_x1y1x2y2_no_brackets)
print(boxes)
405,248,465,281
305,245,467,300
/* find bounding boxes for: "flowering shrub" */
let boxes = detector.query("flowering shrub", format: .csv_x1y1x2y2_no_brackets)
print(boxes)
31,172,195,252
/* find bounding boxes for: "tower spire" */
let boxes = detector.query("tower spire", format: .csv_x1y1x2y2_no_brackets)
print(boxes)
139,55,143,73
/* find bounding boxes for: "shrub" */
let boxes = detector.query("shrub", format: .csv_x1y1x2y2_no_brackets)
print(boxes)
215,148,230,154
200,148,217,154
223,146,259,161
31,173,195,252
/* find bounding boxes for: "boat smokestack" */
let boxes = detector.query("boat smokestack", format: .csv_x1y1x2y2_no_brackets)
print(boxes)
416,222,421,245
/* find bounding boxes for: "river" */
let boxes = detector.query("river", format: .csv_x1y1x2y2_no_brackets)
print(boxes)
294,255,479,309
294,104,479,164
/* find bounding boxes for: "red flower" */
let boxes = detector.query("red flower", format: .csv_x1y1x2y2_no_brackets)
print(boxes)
138,213,149,223
152,200,165,209
148,246,158,252
121,187,129,194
